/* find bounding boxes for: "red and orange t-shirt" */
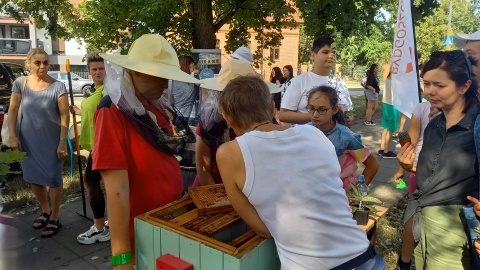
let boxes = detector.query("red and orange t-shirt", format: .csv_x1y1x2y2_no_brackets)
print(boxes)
93,98,183,254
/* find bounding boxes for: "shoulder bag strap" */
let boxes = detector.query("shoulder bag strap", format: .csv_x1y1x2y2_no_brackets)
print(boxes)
20,76,26,93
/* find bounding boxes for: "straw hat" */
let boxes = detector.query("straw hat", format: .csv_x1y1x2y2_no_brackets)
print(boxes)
200,59,281,93
100,34,199,84
231,47,254,63
454,30,480,48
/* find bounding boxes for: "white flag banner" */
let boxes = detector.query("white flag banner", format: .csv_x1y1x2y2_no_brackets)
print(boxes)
391,0,420,118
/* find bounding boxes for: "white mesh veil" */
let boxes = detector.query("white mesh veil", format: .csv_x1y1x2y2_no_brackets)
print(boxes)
199,89,223,132
103,60,195,155
198,88,232,143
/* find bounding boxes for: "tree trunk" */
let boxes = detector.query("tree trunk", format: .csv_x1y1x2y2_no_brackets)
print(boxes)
190,0,217,49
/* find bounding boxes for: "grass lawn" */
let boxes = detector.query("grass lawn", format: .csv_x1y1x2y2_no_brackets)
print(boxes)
375,194,409,269
351,94,383,123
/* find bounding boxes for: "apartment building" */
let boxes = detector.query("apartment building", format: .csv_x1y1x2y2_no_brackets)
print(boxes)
0,4,88,77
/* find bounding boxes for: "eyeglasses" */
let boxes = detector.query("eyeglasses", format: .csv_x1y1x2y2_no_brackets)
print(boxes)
32,60,50,67
306,105,332,115
430,50,474,79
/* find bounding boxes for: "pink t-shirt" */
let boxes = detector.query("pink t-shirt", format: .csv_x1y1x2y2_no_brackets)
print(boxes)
339,148,371,189
411,102,431,164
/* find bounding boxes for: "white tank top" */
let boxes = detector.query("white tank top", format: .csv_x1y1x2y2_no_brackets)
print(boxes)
236,125,369,270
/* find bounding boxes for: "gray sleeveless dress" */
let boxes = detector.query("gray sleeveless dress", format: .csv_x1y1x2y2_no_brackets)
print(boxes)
12,77,67,187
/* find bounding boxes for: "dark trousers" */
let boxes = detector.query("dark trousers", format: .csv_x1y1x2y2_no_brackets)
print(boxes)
85,152,105,220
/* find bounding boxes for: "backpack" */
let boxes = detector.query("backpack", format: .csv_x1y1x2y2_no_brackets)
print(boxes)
361,77,367,89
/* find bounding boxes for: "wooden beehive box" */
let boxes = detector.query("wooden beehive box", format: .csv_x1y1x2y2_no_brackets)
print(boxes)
135,196,280,270
187,184,233,215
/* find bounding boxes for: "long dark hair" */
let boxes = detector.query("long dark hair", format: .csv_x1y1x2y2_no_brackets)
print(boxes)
270,67,283,83
367,64,378,77
422,50,479,112
307,85,347,126
283,65,294,80
179,55,194,74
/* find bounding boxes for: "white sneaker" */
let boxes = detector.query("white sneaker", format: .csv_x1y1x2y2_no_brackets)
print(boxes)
77,225,110,245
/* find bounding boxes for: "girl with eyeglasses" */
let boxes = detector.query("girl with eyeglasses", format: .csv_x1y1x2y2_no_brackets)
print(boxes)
307,85,379,190
397,50,479,269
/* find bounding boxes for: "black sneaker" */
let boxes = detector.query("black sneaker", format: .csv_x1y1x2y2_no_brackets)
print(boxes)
396,257,412,270
382,151,397,158
377,150,384,155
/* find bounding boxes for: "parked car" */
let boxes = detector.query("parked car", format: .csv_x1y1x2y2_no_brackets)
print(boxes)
0,62,29,133
48,71,93,95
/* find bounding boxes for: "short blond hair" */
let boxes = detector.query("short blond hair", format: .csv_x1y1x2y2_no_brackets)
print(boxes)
219,75,272,129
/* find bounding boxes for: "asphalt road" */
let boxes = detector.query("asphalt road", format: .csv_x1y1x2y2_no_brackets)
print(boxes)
348,87,366,96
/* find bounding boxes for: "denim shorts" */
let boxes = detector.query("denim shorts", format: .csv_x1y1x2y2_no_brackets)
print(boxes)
354,255,387,270
364,90,379,101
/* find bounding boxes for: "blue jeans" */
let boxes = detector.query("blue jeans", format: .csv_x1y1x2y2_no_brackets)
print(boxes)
463,204,480,269
354,255,387,270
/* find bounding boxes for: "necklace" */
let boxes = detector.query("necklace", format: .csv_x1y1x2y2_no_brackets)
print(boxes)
252,121,271,130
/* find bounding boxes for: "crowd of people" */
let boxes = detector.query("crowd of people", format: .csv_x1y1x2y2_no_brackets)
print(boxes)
6,27,480,269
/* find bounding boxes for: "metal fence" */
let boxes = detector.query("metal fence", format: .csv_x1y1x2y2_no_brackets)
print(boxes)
74,71,90,79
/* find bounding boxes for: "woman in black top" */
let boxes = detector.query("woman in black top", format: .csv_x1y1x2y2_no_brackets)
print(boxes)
282,65,294,92
270,66,285,110
364,64,380,125
398,50,479,269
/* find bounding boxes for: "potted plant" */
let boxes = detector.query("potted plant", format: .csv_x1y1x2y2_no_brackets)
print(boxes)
348,183,382,225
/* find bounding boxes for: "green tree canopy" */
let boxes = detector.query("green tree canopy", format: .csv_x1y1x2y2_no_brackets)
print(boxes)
415,0,480,62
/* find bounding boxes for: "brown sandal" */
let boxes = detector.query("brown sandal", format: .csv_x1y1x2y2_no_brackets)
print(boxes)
41,219,62,238
33,211,51,229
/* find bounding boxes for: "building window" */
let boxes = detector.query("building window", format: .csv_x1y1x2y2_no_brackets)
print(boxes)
270,47,280,60
215,39,220,49
11,26,29,39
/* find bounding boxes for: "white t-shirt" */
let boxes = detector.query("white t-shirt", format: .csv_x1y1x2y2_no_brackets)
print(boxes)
383,78,393,105
411,102,431,164
236,125,369,270
281,71,353,113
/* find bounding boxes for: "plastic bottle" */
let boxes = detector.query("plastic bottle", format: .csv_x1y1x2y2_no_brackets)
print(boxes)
357,175,368,196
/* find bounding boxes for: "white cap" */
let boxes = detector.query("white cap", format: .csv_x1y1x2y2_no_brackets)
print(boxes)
231,47,254,63
454,30,480,48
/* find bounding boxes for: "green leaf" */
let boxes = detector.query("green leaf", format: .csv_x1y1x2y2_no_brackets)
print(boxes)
0,149,26,176
0,149,27,164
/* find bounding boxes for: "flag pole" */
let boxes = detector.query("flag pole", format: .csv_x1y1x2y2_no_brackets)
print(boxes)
66,59,91,220
410,0,422,103
446,0,453,51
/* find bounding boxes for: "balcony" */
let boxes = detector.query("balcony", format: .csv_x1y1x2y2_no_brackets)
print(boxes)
0,38,31,54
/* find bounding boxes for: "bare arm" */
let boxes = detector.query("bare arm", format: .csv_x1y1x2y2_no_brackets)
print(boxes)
216,142,272,238
195,135,215,185
7,91,22,149
69,105,81,115
57,94,70,160
408,115,422,146
394,115,422,181
397,143,416,172
277,108,311,124
362,154,379,186
102,169,134,269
